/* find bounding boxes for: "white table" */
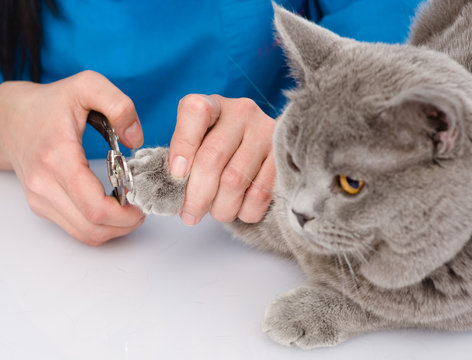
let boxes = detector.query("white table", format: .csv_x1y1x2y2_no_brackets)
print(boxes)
1,160,471,360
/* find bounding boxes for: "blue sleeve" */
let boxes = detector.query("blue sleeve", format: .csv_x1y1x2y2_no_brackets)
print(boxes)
316,0,424,44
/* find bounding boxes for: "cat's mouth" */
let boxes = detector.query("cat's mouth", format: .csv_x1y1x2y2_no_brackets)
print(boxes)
288,211,374,255
312,227,374,254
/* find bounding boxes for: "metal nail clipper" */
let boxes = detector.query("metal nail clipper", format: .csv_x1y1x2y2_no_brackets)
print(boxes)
86,110,134,205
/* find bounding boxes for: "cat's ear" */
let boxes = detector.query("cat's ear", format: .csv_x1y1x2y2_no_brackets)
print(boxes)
384,86,466,159
273,4,349,82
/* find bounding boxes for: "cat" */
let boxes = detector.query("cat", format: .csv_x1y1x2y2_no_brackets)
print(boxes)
126,0,472,349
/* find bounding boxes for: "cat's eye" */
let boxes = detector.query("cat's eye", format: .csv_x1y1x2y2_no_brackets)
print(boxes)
286,153,300,172
338,175,365,195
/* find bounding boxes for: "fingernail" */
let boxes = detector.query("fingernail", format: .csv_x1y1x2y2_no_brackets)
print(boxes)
171,155,188,178
124,121,142,147
181,212,197,225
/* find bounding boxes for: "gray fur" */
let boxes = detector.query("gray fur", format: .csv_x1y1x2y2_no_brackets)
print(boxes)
126,148,186,215
127,0,472,349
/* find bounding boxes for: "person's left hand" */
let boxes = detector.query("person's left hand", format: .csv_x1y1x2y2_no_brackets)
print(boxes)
168,94,276,225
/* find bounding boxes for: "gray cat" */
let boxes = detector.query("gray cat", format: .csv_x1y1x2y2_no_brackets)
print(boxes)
126,0,472,349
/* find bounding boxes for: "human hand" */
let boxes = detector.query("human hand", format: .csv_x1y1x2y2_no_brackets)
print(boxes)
0,71,145,245
169,94,276,225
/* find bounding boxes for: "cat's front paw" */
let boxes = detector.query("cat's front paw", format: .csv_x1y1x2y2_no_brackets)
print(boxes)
262,286,365,349
126,147,187,215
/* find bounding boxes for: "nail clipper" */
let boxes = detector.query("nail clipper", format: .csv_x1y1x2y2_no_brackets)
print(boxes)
86,110,134,205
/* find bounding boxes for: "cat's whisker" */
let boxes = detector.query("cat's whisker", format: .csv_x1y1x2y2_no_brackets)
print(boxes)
334,253,352,314
226,54,277,113
358,242,375,254
343,251,358,287
226,164,274,198
336,250,369,326
352,247,368,264
334,253,345,284
342,251,371,326
359,242,377,260
364,243,375,251
335,249,368,326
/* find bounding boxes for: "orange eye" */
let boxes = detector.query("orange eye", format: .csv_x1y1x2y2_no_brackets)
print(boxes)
339,175,365,195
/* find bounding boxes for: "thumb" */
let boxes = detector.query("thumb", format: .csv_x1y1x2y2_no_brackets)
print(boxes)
69,70,143,149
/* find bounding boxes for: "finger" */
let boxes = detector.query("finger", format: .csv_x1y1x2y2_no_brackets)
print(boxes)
237,151,276,223
48,201,145,246
27,190,90,242
26,176,145,246
209,133,272,223
180,115,245,225
68,70,143,149
169,94,221,178
54,145,145,228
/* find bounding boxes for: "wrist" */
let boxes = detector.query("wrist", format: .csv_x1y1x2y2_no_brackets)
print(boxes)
0,158,12,170
0,81,24,171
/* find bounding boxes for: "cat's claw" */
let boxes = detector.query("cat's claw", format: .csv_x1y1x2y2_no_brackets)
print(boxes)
126,147,187,216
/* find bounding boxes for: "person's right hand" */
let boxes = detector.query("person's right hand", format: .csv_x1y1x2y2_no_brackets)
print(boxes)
0,71,145,245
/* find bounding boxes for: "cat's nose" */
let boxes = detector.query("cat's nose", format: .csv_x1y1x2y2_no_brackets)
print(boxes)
292,209,314,227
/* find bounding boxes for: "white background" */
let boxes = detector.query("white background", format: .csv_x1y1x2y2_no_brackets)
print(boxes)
1,160,471,360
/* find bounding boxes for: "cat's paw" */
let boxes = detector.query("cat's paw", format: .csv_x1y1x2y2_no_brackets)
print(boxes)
126,147,187,215
262,286,363,349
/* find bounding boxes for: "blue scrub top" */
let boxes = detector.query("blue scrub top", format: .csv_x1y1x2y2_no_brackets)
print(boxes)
5,0,423,158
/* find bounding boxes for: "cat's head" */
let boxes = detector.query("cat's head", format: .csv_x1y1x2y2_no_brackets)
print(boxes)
273,5,472,289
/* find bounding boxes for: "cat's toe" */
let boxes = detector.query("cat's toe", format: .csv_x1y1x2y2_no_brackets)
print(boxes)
126,147,187,215
133,148,157,160
262,308,305,348
262,287,342,349
128,147,168,176
126,183,161,215
149,204,171,216
147,191,184,216
126,186,149,213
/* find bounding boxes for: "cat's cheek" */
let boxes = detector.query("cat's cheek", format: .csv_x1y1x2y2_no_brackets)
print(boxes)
276,174,297,195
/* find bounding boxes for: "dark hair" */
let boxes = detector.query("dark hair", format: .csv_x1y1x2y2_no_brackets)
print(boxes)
0,0,57,82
